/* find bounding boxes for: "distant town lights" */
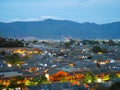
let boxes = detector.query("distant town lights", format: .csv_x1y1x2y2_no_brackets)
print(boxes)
88,79,92,83
45,74,49,81
7,64,12,67
97,78,102,83
22,53,26,56
94,60,97,63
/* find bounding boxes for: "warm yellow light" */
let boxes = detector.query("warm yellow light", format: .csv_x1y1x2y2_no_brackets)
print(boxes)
103,75,110,81
116,73,120,77
7,64,12,67
16,87,21,90
88,79,91,83
97,52,102,54
94,60,97,63
97,78,102,83
45,74,49,81
99,62,106,65
22,53,26,56
44,69,49,73
17,64,20,67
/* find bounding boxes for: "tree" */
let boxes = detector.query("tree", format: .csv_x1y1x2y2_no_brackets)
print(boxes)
107,82,120,90
82,40,99,45
0,37,24,47
96,63,100,68
32,40,38,44
90,83,106,90
102,41,106,44
64,39,75,48
8,76,25,90
117,42,120,46
83,71,96,84
64,42,71,48
108,40,115,46
29,75,48,86
0,51,6,56
0,83,5,90
5,53,22,66
92,46,101,53
92,46,107,53
87,56,92,59
109,72,118,80
60,77,68,82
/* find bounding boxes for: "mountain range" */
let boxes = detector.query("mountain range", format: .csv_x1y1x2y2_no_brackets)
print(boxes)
0,19,120,39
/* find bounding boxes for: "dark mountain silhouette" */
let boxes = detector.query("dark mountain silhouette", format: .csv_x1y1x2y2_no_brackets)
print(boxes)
0,19,120,39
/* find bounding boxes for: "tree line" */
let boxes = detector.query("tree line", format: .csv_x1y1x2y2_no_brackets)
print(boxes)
0,37,24,47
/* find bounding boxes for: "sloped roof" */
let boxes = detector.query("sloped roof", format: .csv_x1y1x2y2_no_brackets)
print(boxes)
46,68,61,75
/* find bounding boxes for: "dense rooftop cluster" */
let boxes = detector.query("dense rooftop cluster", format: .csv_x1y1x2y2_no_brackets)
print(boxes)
0,38,120,90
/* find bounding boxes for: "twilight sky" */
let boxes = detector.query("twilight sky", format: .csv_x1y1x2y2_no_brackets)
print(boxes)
0,0,120,23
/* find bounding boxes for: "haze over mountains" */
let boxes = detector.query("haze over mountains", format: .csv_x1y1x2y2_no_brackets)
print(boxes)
0,19,120,39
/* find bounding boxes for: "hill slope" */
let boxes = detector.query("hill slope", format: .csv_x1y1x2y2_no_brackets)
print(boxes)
0,19,120,39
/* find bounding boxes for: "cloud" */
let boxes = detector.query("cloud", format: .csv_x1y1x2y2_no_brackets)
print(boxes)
0,0,120,23
2,16,64,23
40,16,64,20
20,18,40,22
2,18,40,23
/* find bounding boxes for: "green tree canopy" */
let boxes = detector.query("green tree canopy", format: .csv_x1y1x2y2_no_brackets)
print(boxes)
0,51,6,56
8,76,25,89
29,75,48,86
0,37,24,47
92,46,107,53
5,53,22,65
107,82,120,90
83,71,96,84
108,39,115,46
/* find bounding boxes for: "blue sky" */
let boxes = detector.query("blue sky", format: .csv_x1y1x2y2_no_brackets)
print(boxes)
0,0,120,23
